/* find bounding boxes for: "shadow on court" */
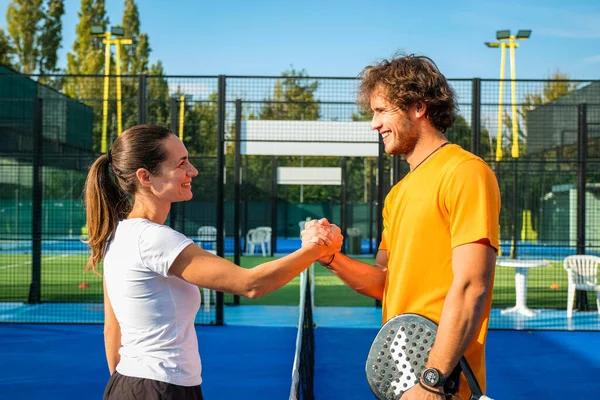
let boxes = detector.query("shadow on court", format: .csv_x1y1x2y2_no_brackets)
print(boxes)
0,324,296,400
315,328,599,399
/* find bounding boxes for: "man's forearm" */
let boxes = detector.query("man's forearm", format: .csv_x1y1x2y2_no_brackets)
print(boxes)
327,253,386,300
425,281,488,376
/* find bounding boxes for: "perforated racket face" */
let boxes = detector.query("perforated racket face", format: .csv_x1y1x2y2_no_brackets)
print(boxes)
366,314,438,400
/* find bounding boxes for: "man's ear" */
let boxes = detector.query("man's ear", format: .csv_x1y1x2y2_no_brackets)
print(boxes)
136,168,153,188
414,102,427,119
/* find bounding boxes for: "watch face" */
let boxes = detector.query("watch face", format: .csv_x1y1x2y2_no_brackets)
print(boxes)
423,368,440,386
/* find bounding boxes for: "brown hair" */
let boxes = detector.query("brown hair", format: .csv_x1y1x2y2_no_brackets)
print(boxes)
357,53,457,133
84,124,174,275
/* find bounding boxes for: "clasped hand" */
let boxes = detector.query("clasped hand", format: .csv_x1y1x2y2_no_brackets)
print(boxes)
300,218,343,264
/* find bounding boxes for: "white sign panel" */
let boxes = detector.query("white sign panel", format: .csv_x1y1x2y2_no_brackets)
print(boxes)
240,120,378,156
277,167,342,185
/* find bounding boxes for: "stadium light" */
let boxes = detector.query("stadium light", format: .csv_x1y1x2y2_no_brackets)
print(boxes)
91,26,132,153
516,30,532,40
496,30,511,40
485,29,532,160
110,26,125,37
90,25,103,35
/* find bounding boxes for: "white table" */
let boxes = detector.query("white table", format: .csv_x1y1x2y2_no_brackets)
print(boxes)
496,258,550,317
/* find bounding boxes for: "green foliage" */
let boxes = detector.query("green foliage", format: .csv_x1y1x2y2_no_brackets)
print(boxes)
6,0,46,74
260,68,319,121
503,70,578,158
147,60,170,126
64,0,108,93
37,0,64,76
0,28,15,67
352,107,372,121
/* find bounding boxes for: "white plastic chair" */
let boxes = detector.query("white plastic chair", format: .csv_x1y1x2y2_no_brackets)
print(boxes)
563,255,600,318
246,228,269,256
197,226,217,251
255,226,272,255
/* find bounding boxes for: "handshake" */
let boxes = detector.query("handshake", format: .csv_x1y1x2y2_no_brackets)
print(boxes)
300,218,344,268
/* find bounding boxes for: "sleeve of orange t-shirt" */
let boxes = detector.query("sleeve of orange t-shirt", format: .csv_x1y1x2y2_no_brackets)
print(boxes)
445,159,501,251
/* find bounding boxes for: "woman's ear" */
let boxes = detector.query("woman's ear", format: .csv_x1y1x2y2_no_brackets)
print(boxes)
136,168,152,188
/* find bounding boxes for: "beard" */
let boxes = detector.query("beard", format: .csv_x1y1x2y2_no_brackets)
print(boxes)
387,119,419,155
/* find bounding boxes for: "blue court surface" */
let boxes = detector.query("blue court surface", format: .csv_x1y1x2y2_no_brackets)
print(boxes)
0,319,597,399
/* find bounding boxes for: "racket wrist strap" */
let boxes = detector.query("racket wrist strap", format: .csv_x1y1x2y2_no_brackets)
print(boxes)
418,380,450,399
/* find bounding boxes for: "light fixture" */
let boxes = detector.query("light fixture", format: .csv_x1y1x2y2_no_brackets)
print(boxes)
111,26,125,37
516,30,532,39
496,30,511,40
90,25,103,35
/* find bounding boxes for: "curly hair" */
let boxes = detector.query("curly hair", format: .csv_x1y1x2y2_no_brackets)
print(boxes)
357,53,457,133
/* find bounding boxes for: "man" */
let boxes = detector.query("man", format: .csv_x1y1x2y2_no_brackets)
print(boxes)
303,54,500,399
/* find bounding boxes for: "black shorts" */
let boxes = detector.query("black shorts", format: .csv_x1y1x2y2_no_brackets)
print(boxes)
103,371,204,400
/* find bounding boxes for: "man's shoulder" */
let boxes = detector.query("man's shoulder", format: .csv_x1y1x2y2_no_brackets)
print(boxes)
444,145,493,175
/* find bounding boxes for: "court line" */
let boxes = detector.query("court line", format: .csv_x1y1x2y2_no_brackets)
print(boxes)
0,255,70,271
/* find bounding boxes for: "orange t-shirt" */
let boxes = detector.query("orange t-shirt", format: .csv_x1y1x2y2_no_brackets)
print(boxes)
379,144,500,398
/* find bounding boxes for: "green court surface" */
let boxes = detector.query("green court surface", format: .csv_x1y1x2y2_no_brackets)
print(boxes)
0,254,571,309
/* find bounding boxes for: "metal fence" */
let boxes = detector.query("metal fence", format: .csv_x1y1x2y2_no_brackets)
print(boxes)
0,72,599,329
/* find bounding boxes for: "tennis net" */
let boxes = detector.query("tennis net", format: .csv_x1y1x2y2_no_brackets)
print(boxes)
289,265,315,400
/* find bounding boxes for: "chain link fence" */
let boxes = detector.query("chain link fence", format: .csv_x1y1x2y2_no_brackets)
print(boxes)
0,70,598,329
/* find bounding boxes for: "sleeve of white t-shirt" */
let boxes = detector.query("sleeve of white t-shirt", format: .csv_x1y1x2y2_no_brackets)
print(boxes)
138,223,193,277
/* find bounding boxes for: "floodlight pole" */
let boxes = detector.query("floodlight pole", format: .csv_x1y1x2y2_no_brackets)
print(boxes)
508,35,519,158
114,37,133,137
94,26,132,152
486,30,530,161
101,31,111,153
496,42,506,162
179,95,185,140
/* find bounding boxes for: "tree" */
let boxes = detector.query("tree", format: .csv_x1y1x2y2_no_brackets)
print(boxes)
37,0,64,76
146,60,170,127
65,0,108,91
260,68,319,121
0,28,15,67
120,0,154,131
64,0,109,151
502,70,578,157
6,0,43,74
121,0,150,74
5,0,64,75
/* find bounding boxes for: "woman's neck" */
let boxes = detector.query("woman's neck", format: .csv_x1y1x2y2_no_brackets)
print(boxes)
128,196,170,225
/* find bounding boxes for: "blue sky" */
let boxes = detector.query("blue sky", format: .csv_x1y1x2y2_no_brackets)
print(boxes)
0,0,599,79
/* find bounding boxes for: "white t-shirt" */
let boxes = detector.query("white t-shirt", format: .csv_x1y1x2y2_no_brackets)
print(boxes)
104,218,201,387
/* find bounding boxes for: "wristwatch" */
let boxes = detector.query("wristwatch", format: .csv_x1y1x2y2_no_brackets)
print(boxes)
421,367,446,388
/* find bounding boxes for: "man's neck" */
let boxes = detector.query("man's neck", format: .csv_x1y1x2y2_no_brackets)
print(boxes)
406,131,449,172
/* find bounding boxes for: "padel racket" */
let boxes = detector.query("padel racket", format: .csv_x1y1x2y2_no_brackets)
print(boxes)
366,313,492,399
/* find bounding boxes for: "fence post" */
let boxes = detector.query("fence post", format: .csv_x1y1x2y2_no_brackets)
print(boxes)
215,75,226,325
576,103,588,311
233,99,242,305
28,98,43,304
138,74,148,124
271,157,278,255
392,155,402,184
471,78,481,156
340,157,347,254
168,97,179,231
375,135,385,308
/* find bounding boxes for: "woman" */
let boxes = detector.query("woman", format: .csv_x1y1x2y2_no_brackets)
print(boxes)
84,124,341,400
